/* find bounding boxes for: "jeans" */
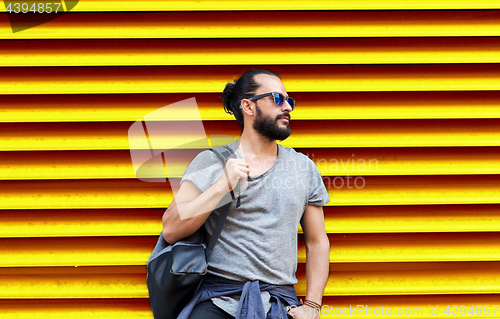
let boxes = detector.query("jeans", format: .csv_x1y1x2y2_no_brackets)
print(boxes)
188,300,234,319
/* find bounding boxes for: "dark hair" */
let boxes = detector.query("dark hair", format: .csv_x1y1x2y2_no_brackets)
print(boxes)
222,69,281,127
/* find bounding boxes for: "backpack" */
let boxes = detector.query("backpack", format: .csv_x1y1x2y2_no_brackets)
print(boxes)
147,147,237,319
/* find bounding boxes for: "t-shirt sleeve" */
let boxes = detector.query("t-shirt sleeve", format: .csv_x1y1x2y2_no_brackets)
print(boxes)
180,150,224,193
307,158,330,206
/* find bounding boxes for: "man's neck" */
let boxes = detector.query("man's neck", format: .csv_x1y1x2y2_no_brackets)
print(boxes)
238,128,278,158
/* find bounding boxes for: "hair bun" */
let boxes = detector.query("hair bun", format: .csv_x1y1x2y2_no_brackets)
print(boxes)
222,82,236,115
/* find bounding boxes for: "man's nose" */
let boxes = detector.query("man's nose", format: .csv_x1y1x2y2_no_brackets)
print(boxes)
282,100,293,112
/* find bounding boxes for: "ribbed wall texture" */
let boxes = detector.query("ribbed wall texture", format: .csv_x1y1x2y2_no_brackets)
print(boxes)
1,1,500,318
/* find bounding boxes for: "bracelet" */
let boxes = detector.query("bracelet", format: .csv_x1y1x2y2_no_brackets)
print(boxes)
302,299,321,312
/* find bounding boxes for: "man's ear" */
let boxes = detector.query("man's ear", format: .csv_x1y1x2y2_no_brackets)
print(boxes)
240,99,254,117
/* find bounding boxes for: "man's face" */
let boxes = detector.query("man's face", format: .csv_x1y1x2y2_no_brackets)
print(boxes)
250,74,293,141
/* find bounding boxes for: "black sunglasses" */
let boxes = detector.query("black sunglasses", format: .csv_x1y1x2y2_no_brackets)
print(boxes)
247,92,295,110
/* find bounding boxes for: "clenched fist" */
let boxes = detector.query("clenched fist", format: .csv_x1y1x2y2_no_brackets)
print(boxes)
217,158,249,192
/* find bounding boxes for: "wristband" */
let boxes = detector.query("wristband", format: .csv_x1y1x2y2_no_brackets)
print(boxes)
303,299,321,312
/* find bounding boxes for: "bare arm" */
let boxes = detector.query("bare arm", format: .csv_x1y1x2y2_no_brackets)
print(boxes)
301,204,330,304
290,204,330,319
162,158,249,244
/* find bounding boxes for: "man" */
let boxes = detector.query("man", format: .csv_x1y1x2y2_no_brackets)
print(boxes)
162,69,330,319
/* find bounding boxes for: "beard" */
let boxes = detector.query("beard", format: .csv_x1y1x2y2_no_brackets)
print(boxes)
252,104,291,141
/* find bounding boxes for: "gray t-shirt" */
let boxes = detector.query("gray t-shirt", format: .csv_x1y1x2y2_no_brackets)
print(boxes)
180,141,330,316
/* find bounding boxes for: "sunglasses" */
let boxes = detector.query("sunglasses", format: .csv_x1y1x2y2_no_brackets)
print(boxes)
247,92,295,110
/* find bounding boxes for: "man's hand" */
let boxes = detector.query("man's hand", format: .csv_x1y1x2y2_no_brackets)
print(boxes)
288,305,320,319
216,158,249,192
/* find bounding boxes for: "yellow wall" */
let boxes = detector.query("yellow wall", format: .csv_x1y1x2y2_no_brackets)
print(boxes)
1,1,500,318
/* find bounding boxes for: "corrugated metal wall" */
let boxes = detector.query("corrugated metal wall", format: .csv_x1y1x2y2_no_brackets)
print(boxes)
1,1,500,318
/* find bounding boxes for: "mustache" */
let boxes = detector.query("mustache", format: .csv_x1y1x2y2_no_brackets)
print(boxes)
276,113,291,121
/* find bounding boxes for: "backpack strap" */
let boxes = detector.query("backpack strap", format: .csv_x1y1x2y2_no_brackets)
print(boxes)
214,145,241,207
205,147,238,261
